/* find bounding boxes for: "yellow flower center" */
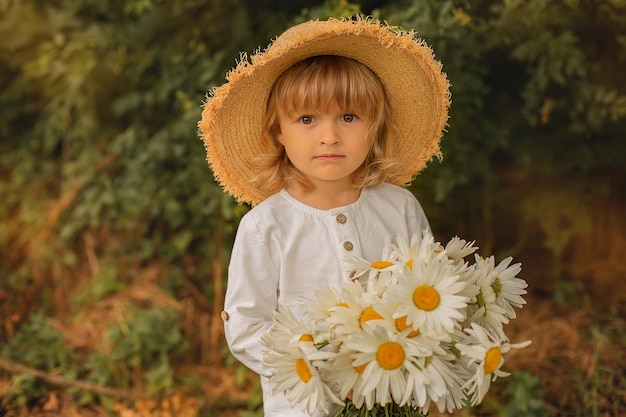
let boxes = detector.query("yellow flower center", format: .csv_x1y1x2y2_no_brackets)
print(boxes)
354,362,369,374
376,341,405,370
395,315,420,337
298,334,314,342
371,261,394,269
413,285,440,311
484,347,502,374
359,307,383,328
295,358,312,383
405,259,413,270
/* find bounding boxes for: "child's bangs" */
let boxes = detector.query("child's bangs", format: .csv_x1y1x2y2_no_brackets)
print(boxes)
273,56,385,119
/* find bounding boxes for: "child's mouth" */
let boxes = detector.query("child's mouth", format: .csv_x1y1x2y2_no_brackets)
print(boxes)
315,154,344,161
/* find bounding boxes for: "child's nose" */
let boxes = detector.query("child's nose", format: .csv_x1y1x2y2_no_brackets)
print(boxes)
320,122,340,145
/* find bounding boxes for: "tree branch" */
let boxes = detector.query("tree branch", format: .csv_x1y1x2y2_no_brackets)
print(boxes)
0,358,143,400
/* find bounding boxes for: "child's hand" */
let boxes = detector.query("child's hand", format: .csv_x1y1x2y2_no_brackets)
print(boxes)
346,389,353,400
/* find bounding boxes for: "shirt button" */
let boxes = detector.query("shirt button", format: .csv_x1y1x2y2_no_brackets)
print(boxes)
336,214,347,224
343,241,354,251
220,311,229,321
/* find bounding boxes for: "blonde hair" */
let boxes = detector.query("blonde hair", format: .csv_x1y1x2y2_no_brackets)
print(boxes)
251,55,402,196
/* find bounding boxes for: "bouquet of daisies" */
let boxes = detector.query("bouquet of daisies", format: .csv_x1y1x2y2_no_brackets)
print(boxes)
260,231,531,416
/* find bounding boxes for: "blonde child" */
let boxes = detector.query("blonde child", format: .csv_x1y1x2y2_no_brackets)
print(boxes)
199,17,450,417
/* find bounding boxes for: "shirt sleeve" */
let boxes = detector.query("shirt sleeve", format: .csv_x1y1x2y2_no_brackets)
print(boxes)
405,189,431,237
222,212,279,378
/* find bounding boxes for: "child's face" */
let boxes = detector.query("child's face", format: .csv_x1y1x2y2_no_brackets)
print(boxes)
277,102,370,190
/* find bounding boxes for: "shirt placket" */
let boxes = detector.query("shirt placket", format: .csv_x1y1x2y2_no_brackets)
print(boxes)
330,209,361,280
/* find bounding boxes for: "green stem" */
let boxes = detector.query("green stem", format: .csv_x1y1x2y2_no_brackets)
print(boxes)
335,400,427,416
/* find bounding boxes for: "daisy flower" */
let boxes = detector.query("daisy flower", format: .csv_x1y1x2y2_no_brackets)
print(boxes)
374,297,451,355
263,343,342,415
466,304,508,340
456,323,531,406
263,308,317,347
261,233,531,415
368,268,396,297
445,260,479,305
343,254,399,297
374,298,423,338
389,232,441,271
394,232,478,304
301,283,343,322
385,257,469,334
299,283,344,345
488,255,528,318
320,345,375,410
344,254,397,282
444,235,478,261
328,280,385,337
403,355,432,408
348,326,431,407
426,355,474,413
466,260,509,338
419,352,466,413
467,254,527,337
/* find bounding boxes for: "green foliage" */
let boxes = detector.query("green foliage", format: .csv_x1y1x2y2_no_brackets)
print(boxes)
522,187,594,259
572,318,626,416
335,401,426,416
238,383,263,417
553,279,585,306
1,312,75,373
378,0,626,256
292,0,362,22
1,373,41,410
501,371,551,417
222,350,263,416
74,263,126,305
0,308,188,409
1,312,76,409
84,308,188,397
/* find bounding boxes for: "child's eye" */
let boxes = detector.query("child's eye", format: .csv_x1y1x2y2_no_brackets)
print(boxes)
341,114,357,122
299,115,314,124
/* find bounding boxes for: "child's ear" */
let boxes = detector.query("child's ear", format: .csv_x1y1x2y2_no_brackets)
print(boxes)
276,131,284,145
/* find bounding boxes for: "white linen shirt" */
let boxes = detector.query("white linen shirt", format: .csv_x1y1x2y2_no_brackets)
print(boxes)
222,183,430,417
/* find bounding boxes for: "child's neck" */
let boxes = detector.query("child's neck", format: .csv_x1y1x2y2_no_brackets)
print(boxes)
286,183,361,210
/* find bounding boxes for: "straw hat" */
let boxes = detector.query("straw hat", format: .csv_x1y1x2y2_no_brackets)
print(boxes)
199,16,450,206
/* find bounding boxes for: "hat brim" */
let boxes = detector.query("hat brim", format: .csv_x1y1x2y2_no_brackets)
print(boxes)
199,17,450,205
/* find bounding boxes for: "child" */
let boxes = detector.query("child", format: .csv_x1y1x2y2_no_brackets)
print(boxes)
199,17,450,417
